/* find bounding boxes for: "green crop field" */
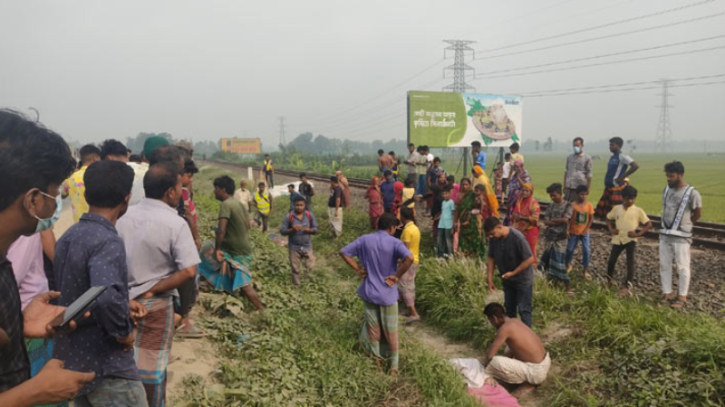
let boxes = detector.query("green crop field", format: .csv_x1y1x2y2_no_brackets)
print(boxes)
334,153,725,223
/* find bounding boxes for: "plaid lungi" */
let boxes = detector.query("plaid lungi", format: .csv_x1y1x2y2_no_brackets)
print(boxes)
359,300,399,371
134,295,174,407
595,184,626,220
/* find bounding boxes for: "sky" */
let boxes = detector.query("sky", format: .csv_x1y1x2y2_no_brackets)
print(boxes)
1,0,724,150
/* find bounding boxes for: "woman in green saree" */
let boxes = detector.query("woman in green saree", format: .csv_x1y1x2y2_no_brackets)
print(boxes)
454,178,486,258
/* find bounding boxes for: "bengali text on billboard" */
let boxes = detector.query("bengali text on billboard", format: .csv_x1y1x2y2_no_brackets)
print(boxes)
407,91,523,148
221,138,262,154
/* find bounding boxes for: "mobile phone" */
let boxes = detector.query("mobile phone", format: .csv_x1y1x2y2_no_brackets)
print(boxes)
51,286,107,332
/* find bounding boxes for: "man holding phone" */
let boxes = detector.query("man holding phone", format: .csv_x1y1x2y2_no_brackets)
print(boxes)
0,110,96,406
117,162,200,407
53,160,149,406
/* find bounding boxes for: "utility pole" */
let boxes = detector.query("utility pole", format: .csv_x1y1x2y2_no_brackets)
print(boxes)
655,79,674,153
278,116,286,147
442,39,476,177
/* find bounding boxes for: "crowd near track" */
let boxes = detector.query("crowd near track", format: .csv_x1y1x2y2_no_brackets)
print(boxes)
201,160,725,251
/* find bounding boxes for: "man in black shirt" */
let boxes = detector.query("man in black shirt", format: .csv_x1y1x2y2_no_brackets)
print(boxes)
484,217,535,328
328,176,343,238
0,110,96,405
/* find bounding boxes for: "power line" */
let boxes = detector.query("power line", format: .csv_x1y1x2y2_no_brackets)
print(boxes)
302,58,445,124
475,35,725,77
474,11,725,62
474,44,725,80
516,73,725,96
473,0,716,56
521,79,725,98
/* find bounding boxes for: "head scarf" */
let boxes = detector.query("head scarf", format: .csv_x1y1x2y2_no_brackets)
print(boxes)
473,165,484,177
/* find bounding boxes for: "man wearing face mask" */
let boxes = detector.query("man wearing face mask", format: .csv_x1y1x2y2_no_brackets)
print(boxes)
563,137,592,202
116,162,200,407
0,110,97,406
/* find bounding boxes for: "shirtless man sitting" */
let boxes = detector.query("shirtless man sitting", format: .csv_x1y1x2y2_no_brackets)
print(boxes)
482,302,551,395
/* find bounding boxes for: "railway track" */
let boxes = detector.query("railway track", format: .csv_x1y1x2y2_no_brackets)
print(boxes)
202,160,725,251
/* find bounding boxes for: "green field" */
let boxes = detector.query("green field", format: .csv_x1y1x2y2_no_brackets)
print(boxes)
337,153,725,223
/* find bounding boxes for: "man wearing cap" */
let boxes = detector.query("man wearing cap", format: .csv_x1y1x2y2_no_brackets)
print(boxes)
129,136,171,206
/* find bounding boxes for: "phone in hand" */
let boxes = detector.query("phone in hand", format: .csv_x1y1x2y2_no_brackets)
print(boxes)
51,286,107,332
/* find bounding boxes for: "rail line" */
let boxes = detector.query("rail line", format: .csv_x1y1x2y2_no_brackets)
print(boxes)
202,160,725,251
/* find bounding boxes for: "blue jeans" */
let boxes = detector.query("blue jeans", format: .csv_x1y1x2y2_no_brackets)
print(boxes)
74,378,149,407
436,228,453,257
416,174,427,195
503,283,533,328
565,234,591,268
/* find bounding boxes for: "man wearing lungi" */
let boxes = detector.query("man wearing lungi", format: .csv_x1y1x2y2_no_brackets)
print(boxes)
340,213,413,374
595,137,639,220
482,303,550,397
117,162,200,407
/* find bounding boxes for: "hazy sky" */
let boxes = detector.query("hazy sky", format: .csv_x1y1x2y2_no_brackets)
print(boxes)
1,0,724,149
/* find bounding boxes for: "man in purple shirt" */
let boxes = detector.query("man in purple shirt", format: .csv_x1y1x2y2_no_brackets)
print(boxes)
340,213,413,374
54,160,148,406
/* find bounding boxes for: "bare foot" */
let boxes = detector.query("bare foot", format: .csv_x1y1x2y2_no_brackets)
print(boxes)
390,369,399,376
511,383,536,398
616,287,630,298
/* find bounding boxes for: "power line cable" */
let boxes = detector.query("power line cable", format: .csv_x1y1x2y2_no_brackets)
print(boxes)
517,73,725,95
524,79,725,97
475,44,725,80
302,59,445,124
475,11,725,61
473,0,716,56
476,34,725,77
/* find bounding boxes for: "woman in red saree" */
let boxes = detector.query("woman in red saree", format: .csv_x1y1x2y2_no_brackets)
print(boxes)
512,183,540,266
365,176,384,229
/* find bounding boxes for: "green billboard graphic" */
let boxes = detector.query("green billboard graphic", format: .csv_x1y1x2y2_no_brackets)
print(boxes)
407,91,523,148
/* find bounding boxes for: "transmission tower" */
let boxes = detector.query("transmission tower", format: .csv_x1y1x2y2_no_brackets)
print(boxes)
442,40,476,93
442,40,476,175
278,116,286,146
655,79,674,152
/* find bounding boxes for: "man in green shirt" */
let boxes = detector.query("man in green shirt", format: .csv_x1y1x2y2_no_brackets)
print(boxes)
198,175,264,310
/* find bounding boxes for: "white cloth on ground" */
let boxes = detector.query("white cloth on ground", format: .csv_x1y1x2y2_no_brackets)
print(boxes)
450,358,490,388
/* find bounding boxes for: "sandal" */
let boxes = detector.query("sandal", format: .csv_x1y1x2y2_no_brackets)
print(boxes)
176,325,206,338
659,296,675,306
670,299,686,309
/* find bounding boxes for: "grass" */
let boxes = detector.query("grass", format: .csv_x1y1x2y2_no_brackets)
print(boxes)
176,165,480,407
414,254,725,406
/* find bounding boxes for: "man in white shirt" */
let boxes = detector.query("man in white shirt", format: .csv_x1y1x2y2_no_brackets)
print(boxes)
233,179,253,213
658,161,702,309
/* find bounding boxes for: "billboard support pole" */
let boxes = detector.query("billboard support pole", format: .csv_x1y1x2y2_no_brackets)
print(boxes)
443,39,475,177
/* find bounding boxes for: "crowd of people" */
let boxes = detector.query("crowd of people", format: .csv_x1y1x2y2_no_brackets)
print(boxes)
0,107,704,406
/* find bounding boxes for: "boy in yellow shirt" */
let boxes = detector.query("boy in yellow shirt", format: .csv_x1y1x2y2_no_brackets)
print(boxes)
606,185,652,297
398,207,421,322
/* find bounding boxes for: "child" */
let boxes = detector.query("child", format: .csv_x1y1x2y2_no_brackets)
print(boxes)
436,186,455,257
501,153,512,200
402,178,417,220
540,183,574,294
606,185,652,297
494,162,504,200
399,207,422,322
566,185,594,278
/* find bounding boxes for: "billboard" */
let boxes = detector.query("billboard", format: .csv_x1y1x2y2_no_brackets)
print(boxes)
408,91,522,148
221,138,262,154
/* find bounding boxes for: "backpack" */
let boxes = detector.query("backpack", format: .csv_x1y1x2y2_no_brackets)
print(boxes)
289,210,312,225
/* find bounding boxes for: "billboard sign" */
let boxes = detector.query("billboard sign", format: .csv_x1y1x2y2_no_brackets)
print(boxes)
408,91,522,148
221,138,262,154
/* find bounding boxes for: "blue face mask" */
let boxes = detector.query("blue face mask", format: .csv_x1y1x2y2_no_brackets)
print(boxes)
33,191,63,234
573,146,582,154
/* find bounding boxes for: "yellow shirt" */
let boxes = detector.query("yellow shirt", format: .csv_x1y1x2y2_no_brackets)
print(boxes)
402,188,415,208
606,204,650,245
401,221,421,263
62,165,89,223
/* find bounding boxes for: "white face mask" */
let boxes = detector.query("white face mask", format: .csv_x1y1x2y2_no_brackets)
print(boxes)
573,146,582,154
31,191,63,234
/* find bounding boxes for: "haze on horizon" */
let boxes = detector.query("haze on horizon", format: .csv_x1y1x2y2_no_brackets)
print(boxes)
1,0,724,149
